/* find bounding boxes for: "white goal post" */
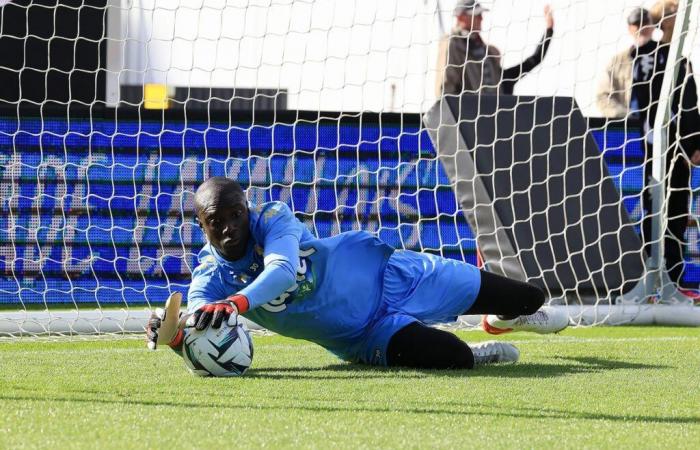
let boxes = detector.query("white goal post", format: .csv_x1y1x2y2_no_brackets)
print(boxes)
1,0,700,337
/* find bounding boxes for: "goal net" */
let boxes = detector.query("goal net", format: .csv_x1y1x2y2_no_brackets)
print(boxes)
1,0,700,337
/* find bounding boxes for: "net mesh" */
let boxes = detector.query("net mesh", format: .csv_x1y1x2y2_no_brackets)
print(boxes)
1,0,700,336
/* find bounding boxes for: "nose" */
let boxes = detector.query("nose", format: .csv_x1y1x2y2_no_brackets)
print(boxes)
222,220,236,237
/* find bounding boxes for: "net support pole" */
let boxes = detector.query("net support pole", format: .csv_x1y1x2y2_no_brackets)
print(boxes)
105,0,126,107
649,0,693,303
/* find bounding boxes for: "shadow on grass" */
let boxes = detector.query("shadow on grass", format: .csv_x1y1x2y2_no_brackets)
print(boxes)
2,391,697,425
242,356,668,380
4,356,682,425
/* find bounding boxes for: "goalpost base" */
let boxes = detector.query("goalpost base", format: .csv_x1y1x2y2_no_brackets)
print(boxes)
2,304,698,337
612,258,695,305
450,304,700,328
0,310,265,338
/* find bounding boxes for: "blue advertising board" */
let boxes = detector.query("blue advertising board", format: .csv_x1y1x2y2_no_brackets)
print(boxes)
0,112,697,304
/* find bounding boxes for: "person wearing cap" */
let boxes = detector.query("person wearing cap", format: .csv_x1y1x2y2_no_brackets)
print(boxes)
434,0,554,97
596,8,657,118
598,3,700,285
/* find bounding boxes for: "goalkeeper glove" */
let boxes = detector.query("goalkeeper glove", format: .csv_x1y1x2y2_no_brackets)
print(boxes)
146,292,187,351
187,294,249,331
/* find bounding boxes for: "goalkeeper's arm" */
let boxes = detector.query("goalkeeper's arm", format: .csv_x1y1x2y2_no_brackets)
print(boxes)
189,233,300,330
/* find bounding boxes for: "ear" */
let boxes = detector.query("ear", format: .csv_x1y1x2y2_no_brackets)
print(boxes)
195,215,204,230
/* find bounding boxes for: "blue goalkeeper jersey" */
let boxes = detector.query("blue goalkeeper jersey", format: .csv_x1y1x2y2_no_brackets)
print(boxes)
187,201,395,358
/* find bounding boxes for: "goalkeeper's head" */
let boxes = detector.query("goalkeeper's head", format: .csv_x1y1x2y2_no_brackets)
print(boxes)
194,177,250,261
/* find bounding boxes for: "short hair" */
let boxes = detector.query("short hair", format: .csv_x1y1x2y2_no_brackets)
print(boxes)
194,177,245,215
627,8,654,27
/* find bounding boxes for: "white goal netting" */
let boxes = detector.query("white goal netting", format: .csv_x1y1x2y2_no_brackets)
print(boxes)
1,0,700,337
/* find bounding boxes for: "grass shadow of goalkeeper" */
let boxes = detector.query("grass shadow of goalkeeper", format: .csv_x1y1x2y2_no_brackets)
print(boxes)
244,355,666,380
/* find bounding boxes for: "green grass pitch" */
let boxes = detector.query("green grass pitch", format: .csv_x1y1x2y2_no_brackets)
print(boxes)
1,326,699,449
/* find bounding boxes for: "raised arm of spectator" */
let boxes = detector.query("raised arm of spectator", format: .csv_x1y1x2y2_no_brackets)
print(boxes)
501,5,554,94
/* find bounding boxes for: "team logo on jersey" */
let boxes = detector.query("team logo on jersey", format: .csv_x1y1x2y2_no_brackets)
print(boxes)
199,255,216,266
193,255,217,274
261,247,316,313
225,250,264,287
263,203,283,222
234,273,251,284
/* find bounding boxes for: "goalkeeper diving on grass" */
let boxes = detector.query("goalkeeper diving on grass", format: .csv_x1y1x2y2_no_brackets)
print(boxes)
147,177,568,369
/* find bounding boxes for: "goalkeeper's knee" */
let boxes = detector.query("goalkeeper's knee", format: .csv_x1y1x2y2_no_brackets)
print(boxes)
387,322,474,369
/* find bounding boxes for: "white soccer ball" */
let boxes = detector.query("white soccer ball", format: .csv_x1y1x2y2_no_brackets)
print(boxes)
182,320,254,377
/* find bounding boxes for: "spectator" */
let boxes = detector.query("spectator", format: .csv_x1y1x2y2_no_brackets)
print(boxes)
644,0,700,283
634,0,700,284
596,8,656,119
434,0,554,97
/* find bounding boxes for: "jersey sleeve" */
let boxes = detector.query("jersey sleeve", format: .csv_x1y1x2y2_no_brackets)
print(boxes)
186,255,228,313
239,202,301,310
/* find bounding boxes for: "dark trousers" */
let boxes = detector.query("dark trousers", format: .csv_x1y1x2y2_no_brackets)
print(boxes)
641,140,690,284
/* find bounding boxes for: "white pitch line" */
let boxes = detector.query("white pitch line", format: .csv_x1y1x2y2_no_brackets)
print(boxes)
0,343,320,356
0,348,147,356
502,335,700,344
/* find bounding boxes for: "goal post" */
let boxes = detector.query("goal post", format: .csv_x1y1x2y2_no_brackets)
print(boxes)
647,0,695,302
1,0,700,337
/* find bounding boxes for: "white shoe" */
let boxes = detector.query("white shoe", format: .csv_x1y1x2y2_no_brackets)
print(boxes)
470,341,520,365
483,306,569,335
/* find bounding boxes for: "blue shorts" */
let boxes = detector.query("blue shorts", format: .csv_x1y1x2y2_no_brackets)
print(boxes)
357,250,481,366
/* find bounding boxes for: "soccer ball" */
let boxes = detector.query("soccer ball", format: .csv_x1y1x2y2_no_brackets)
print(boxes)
182,320,254,377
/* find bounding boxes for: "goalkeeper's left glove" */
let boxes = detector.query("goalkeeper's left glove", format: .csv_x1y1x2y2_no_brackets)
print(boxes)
146,292,188,351
187,294,249,331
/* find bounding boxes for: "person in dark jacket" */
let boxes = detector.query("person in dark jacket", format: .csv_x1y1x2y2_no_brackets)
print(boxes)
435,0,554,97
634,1,700,284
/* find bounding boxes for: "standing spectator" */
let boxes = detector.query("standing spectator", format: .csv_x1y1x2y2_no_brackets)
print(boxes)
648,0,700,283
634,0,700,284
434,0,554,97
596,8,656,119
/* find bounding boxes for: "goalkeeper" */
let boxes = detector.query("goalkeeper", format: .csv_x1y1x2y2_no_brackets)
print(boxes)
147,177,568,369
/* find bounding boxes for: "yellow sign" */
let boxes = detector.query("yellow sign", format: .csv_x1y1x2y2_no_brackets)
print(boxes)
144,83,169,109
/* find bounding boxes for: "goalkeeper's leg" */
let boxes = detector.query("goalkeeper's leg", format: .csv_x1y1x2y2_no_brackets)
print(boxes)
468,271,569,334
386,322,519,369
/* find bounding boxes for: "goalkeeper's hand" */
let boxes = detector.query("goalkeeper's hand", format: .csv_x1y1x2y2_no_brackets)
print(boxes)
187,294,249,331
146,292,187,351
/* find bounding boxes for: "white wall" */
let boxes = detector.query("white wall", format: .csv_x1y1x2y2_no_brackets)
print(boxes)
116,0,700,116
